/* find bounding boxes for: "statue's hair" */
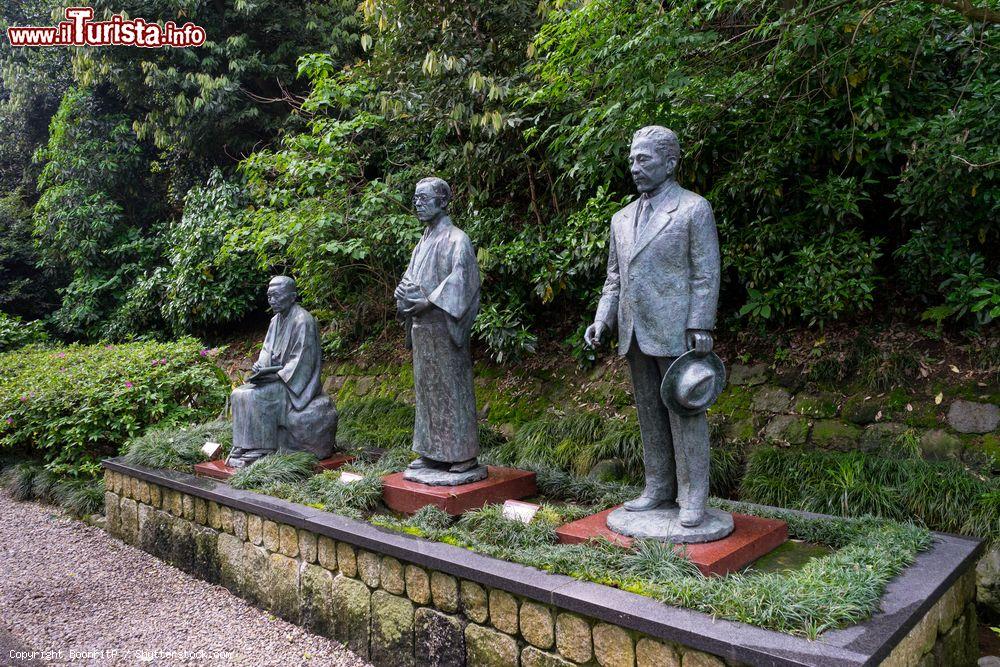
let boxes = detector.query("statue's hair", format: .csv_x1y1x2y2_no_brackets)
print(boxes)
632,125,680,160
416,176,452,205
268,275,297,293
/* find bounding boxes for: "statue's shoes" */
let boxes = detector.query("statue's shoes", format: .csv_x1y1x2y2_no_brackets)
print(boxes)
448,459,479,473
623,494,677,512
407,457,433,470
679,508,705,527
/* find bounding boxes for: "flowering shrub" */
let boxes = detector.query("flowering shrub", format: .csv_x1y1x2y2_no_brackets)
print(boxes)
0,338,228,476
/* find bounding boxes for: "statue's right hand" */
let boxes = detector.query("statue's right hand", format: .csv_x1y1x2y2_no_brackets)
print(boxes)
251,361,260,373
584,322,605,349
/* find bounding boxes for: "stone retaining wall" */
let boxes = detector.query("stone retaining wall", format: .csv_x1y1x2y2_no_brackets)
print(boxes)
101,461,982,667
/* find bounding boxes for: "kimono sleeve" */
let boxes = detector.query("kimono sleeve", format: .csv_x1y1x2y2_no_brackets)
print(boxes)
427,234,480,321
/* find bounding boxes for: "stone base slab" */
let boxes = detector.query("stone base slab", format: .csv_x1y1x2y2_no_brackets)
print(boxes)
606,506,735,543
557,507,788,576
403,464,488,486
382,466,537,515
194,453,356,481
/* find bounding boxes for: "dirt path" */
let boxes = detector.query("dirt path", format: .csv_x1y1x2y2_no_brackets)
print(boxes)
0,493,370,667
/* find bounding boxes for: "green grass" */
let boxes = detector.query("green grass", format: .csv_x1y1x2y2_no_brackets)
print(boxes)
375,496,931,638
228,452,318,490
0,460,105,516
491,411,742,493
741,447,1000,547
338,397,505,453
122,419,231,472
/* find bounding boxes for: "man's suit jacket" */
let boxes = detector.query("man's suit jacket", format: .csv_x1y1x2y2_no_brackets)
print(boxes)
594,181,720,358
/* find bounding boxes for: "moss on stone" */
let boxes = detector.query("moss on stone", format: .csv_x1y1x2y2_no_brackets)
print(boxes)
431,572,459,613
520,600,555,649
465,623,518,667
266,553,301,623
810,420,861,450
593,623,634,667
460,580,488,623
300,563,335,638
792,393,840,419
555,613,592,664
332,574,371,659
371,590,415,667
488,589,519,635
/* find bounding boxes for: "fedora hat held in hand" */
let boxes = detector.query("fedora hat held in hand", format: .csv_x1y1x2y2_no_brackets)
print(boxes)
661,350,726,415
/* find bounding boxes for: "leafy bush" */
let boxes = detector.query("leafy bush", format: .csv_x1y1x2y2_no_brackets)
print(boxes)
0,338,228,476
31,86,168,339
151,170,265,336
0,312,48,352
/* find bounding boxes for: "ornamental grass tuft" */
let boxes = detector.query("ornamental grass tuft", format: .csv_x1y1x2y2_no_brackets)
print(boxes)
228,452,317,490
377,495,931,637
123,419,231,472
741,446,1000,547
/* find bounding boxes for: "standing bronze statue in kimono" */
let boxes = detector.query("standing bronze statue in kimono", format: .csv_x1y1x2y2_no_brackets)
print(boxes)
227,276,339,468
585,126,731,543
395,177,484,486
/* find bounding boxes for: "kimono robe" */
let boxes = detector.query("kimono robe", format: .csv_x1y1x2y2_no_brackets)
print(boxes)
231,303,337,458
399,216,481,463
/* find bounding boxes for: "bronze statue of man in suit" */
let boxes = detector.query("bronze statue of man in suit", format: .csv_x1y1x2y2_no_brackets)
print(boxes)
585,126,721,530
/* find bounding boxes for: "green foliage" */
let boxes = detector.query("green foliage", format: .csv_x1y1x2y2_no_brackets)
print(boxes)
337,398,417,451
377,495,931,636
78,0,361,207
741,447,1000,547
492,410,740,492
0,191,56,318
0,459,105,516
471,303,538,364
0,338,228,475
148,169,265,335
0,312,48,352
228,452,318,490
123,419,231,472
527,0,997,329
337,397,504,454
31,86,167,338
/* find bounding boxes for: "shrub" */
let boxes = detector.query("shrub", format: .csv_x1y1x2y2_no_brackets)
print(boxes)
0,312,48,352
0,338,228,477
153,170,265,336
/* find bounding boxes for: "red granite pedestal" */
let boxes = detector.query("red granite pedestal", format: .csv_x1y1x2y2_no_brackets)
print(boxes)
556,507,788,576
193,453,356,481
382,466,537,515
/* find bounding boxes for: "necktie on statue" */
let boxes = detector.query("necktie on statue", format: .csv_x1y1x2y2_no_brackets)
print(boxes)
634,195,651,238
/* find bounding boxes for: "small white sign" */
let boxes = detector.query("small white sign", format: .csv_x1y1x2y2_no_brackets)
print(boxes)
339,472,364,484
201,441,222,460
502,500,540,524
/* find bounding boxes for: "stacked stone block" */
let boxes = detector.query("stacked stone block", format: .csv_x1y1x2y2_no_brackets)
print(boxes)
103,469,978,667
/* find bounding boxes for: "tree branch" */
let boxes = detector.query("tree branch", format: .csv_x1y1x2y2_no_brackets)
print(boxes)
919,0,1000,24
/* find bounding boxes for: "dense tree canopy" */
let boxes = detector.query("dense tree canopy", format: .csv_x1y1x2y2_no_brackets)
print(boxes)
0,0,996,354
